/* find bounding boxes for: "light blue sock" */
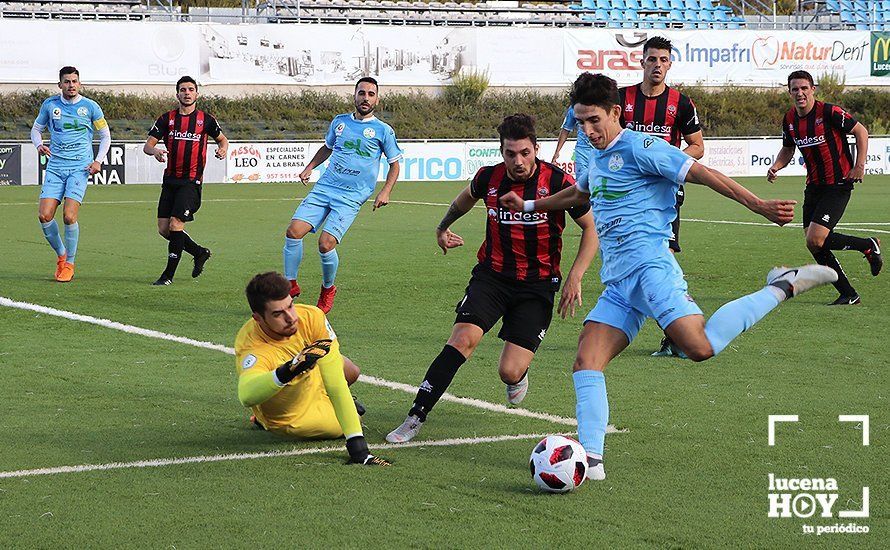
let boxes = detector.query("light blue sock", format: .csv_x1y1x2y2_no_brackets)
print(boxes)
319,249,339,288
41,220,66,257
64,222,80,264
283,237,303,281
704,287,782,356
573,370,609,456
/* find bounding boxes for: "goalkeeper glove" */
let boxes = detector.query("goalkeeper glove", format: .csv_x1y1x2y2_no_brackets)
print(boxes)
274,339,332,384
345,435,393,466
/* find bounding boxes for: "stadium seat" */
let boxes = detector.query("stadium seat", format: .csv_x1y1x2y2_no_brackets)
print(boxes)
825,0,841,10
839,9,855,21
882,0,890,12
608,7,624,24
581,0,596,8
624,0,640,8
713,8,729,20
640,0,656,8
655,0,671,10
668,8,683,24
669,0,684,9
698,0,715,9
839,0,853,9
611,0,626,9
686,0,700,9
596,0,611,10
594,7,609,20
697,8,713,27
683,8,700,22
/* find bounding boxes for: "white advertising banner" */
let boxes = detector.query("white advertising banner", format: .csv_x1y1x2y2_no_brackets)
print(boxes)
0,21,202,84
1,21,885,86
563,29,875,87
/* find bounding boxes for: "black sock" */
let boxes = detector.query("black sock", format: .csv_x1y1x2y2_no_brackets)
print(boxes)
813,249,856,296
163,231,202,257
182,232,203,257
162,231,185,279
409,344,467,421
824,232,871,253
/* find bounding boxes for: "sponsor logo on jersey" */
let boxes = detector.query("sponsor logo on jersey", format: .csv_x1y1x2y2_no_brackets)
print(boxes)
335,122,346,136
169,130,203,142
488,207,549,225
242,354,258,369
643,138,654,148
52,107,62,119
631,122,672,136
794,135,826,148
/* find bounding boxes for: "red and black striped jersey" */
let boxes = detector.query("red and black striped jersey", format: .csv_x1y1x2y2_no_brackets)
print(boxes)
469,161,590,282
618,84,701,148
148,109,222,181
782,101,857,187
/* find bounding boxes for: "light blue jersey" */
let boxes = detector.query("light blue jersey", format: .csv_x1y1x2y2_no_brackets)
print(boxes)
35,95,107,169
577,129,694,284
562,106,591,177
317,113,403,202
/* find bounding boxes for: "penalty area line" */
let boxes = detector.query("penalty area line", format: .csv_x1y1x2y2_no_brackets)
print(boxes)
0,297,601,429
0,432,582,479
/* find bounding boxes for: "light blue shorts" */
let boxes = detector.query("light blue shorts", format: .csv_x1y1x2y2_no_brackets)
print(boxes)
292,188,363,243
40,165,89,203
585,253,703,343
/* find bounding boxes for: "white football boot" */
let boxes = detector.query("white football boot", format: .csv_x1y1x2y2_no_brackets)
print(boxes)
586,453,606,481
385,414,424,443
505,371,529,405
766,265,838,298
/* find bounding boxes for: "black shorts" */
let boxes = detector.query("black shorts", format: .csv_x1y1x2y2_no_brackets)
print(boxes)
668,185,684,252
802,186,851,230
454,264,558,353
158,176,202,222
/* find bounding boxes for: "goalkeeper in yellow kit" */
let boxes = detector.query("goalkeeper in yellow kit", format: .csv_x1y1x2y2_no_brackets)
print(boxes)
235,271,390,465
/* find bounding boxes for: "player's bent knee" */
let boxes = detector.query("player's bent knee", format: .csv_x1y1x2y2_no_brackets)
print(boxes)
38,212,53,223
684,344,714,362
498,364,526,384
62,214,77,225
573,354,606,373
447,332,480,358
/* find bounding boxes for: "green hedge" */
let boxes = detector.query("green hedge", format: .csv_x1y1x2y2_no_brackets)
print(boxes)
2,85,888,141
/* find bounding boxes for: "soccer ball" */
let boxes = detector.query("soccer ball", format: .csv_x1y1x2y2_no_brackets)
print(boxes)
529,435,588,493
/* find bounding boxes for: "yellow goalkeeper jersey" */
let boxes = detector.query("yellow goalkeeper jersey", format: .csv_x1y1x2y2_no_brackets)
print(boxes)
234,304,361,438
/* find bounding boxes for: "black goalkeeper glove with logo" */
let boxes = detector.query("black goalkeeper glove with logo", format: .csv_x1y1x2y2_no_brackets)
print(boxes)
345,435,392,466
274,339,332,384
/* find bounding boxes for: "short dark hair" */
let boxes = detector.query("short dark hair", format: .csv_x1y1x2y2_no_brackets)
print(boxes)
642,36,672,55
176,75,198,92
570,72,620,111
787,70,814,88
355,77,378,91
59,66,79,82
497,114,537,147
245,272,291,314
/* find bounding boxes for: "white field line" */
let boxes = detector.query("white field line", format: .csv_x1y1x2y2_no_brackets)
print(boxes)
0,432,572,479
2,196,885,234
0,296,593,428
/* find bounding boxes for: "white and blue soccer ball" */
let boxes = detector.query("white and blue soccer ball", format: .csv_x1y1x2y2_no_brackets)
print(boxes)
529,435,588,493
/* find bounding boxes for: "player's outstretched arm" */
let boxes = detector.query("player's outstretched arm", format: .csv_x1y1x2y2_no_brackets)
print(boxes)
686,162,795,226
552,128,571,163
682,130,705,160
31,121,51,157
767,146,795,183
373,160,400,211
436,186,477,254
298,145,333,184
559,210,599,319
499,185,589,213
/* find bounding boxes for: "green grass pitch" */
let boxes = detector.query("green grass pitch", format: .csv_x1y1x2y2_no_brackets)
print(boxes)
0,177,886,547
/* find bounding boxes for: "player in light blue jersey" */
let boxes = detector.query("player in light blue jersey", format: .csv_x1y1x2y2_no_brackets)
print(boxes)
31,66,111,283
283,77,403,313
501,73,837,482
552,105,591,183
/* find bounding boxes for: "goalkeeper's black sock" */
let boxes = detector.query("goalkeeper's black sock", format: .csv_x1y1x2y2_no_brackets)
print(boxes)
409,344,466,422
161,231,185,280
813,249,856,296
346,435,370,463
824,231,871,253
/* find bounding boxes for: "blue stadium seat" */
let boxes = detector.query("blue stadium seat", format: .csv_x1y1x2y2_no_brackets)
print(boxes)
839,9,855,21
668,8,683,22
623,8,639,21
640,0,656,8
607,7,624,23
713,8,729,20
683,8,700,22
596,0,611,9
594,7,609,19
624,0,640,8
669,0,685,9
882,0,890,12
698,0,715,9
697,8,713,26
581,0,596,8
851,0,867,9
839,0,853,9
825,0,840,11
656,0,671,9
611,0,626,8
686,0,700,9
